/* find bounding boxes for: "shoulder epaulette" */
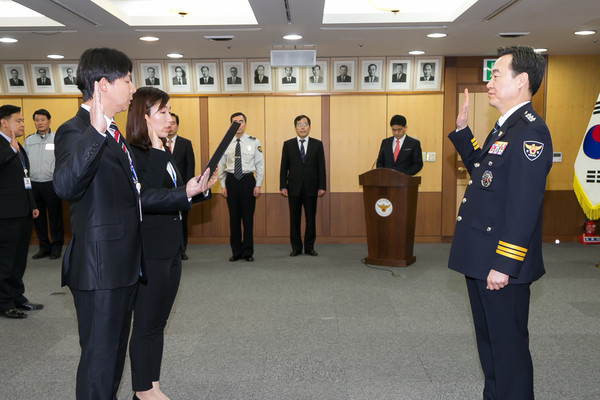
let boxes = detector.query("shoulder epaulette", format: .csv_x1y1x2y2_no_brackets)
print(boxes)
248,136,256,140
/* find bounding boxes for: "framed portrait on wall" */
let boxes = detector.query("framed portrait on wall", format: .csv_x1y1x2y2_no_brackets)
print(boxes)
415,57,442,91
222,60,246,92
249,60,272,92
139,62,164,89
276,66,300,92
30,63,56,93
167,62,192,93
3,63,28,94
359,58,384,91
304,59,328,92
387,58,413,91
58,63,79,93
332,59,356,91
194,61,219,92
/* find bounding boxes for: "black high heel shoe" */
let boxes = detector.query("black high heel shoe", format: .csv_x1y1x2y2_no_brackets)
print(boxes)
133,394,140,400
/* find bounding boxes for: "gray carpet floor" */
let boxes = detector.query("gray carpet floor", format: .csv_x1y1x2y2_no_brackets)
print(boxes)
1,242,599,399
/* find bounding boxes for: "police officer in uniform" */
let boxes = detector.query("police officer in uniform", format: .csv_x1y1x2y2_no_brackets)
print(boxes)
218,112,264,262
24,109,64,260
448,46,552,399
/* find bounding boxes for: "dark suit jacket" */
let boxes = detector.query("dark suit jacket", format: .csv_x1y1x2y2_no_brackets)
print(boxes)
420,76,434,81
199,76,214,85
130,147,208,260
9,79,24,86
282,77,296,84
309,76,323,83
37,77,51,85
170,136,195,182
364,76,379,82
53,107,190,290
254,76,268,84
145,77,160,85
0,139,36,218
172,76,187,85
64,76,77,85
227,77,242,84
280,137,326,197
337,75,351,82
376,135,423,175
392,73,406,82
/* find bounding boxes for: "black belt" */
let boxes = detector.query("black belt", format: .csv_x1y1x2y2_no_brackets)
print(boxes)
227,172,254,177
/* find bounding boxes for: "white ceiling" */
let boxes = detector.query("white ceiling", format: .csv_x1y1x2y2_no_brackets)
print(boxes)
0,0,599,61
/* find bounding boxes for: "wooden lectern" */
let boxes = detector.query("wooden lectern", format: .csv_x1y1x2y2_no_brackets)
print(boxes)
359,169,421,267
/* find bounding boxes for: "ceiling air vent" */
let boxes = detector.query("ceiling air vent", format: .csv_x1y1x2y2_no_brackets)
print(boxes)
204,36,234,42
498,32,530,38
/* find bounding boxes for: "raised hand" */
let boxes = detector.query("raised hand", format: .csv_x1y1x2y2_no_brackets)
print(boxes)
90,80,107,134
456,88,469,131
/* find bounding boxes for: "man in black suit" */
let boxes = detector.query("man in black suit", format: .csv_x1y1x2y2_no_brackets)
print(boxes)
36,68,51,85
64,68,77,85
281,67,296,84
253,65,268,84
144,66,160,85
172,66,186,85
0,105,42,319
280,115,326,257
376,114,423,175
364,63,379,83
9,69,24,86
199,65,214,85
392,63,407,83
227,67,242,84
336,65,351,82
53,47,211,400
166,112,195,260
309,65,323,83
420,63,435,81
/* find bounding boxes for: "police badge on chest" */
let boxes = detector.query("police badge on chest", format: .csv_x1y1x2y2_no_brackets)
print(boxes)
481,170,493,187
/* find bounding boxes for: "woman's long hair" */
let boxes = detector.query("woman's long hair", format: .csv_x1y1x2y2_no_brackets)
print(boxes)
126,86,170,151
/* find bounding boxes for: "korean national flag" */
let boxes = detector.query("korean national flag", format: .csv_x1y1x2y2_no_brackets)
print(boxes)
573,92,600,220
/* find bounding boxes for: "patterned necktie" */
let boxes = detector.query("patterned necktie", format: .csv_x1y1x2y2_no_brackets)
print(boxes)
234,139,243,180
110,122,127,153
393,138,400,162
300,139,306,163
168,138,173,153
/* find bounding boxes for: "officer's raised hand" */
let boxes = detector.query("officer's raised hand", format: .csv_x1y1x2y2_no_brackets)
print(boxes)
456,88,469,131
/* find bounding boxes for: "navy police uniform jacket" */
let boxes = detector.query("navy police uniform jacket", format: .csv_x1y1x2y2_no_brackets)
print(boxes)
448,102,552,284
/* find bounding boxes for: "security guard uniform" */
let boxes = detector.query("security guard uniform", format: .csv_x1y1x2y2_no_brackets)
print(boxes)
23,131,64,258
218,133,264,258
448,102,552,400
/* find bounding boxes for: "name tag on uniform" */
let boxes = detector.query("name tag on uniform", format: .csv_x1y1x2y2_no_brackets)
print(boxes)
489,141,508,155
24,177,32,189
45,143,55,150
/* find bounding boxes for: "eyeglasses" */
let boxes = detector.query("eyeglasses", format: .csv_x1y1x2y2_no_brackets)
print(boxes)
296,123,309,127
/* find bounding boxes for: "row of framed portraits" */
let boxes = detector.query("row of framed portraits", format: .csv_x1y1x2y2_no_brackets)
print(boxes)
0,57,443,95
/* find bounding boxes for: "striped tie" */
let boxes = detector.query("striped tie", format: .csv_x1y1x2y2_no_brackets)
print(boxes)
300,139,306,163
234,139,243,180
110,122,126,153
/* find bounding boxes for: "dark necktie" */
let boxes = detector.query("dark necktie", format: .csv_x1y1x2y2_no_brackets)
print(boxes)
482,121,501,152
109,122,127,153
234,139,243,180
300,139,306,163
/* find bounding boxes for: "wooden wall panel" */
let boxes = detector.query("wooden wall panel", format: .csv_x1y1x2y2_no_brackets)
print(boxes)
541,190,588,241
545,55,600,190
329,193,366,236
21,98,80,136
387,94,444,192
329,95,387,193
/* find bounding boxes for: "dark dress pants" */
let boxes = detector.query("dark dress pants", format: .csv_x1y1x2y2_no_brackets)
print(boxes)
288,188,317,252
466,276,534,400
181,210,189,253
0,215,32,312
71,285,137,400
225,173,256,257
32,181,64,253
130,254,182,391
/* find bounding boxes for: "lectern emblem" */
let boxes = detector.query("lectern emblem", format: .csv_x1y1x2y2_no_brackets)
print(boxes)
375,198,393,217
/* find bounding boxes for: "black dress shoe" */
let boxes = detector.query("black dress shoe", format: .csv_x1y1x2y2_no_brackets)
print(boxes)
49,252,61,260
32,250,50,259
3,309,27,319
290,250,301,257
16,301,44,311
181,252,189,260
244,255,254,262
305,249,318,256
229,255,242,262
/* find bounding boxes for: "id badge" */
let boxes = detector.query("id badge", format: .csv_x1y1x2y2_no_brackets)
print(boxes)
24,177,32,189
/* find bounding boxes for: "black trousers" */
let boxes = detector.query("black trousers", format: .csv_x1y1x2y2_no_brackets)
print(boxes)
465,276,534,400
0,215,32,312
181,210,189,253
32,181,64,253
71,285,137,400
130,254,182,391
288,189,317,252
225,173,256,257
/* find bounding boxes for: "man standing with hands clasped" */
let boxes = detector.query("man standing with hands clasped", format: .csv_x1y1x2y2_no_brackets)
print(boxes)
448,45,552,400
280,115,326,257
218,112,264,262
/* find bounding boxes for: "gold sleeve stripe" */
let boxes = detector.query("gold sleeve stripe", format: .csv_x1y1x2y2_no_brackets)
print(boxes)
498,241,528,253
496,249,525,261
497,244,526,258
471,138,480,149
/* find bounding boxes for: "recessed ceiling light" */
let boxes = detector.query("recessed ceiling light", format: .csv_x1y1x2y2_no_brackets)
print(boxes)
167,53,184,58
534,48,548,53
409,50,425,55
283,34,302,40
139,36,159,42
47,54,64,59
427,33,447,38
574,30,596,36
0,37,18,43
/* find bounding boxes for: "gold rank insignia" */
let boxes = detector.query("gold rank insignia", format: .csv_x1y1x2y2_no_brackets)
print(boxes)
471,137,480,150
496,241,527,261
523,141,544,161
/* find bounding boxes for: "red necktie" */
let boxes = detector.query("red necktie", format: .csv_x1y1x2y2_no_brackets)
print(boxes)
110,122,126,153
168,138,173,153
393,139,400,162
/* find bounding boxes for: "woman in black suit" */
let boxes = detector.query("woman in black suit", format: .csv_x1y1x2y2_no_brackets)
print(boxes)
126,87,216,400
